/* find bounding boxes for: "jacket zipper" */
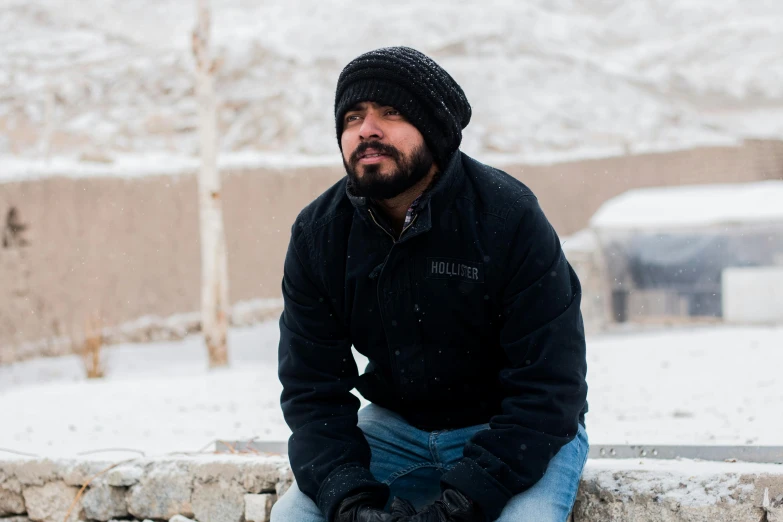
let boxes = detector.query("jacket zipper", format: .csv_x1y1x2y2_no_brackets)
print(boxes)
367,208,419,400
367,208,396,242
400,213,419,239
367,209,419,243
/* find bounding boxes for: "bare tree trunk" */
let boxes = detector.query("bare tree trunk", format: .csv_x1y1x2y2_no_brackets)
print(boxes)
192,0,229,367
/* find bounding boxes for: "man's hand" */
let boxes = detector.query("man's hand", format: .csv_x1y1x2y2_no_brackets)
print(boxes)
336,492,399,522
387,490,484,522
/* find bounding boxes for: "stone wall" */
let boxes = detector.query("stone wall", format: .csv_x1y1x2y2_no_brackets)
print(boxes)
1,456,781,522
0,456,292,522
2,139,782,357
576,460,783,522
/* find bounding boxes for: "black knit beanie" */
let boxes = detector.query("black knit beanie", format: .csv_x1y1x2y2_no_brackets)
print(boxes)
335,46,472,169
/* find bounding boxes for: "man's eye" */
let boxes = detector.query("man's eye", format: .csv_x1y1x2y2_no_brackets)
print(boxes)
386,110,400,116
345,115,359,123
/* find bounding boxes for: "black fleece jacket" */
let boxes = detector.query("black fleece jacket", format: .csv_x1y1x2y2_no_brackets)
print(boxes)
278,151,588,521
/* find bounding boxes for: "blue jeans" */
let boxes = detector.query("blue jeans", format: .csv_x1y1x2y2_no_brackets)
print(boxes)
271,404,588,522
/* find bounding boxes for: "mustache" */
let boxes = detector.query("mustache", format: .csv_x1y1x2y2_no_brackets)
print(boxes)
350,141,401,165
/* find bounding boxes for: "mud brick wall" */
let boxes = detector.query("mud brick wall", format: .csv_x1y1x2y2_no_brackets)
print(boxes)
2,139,782,357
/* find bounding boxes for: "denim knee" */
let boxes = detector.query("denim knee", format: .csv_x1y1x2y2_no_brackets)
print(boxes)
269,481,325,522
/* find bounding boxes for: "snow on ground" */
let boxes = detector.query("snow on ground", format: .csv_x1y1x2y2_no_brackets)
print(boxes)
2,320,783,458
0,322,293,458
587,324,783,446
2,0,783,181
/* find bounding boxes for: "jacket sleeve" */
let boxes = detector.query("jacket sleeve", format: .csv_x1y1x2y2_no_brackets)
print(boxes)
441,196,588,521
278,223,389,521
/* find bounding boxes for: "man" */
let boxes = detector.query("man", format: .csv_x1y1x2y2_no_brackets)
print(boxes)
272,46,588,522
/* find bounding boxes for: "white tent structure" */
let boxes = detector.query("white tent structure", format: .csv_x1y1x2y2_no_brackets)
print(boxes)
589,181,783,323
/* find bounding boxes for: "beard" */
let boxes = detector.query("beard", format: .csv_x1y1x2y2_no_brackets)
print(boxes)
344,140,434,200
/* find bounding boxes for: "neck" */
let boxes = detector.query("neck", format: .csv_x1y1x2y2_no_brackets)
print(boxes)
374,164,438,235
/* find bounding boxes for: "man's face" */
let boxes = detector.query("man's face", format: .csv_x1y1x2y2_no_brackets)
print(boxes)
341,102,434,200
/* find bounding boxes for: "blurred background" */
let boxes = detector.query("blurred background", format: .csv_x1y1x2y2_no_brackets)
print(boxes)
1,0,782,458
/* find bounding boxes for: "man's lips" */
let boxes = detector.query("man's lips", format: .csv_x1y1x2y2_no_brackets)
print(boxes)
357,150,390,163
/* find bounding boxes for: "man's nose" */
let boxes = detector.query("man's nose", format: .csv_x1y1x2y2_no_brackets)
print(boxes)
359,113,384,140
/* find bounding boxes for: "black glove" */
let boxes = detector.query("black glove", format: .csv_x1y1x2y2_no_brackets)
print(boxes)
387,490,484,522
335,491,398,522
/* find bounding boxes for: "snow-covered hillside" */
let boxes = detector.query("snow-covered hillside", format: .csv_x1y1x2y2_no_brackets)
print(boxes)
2,0,782,166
